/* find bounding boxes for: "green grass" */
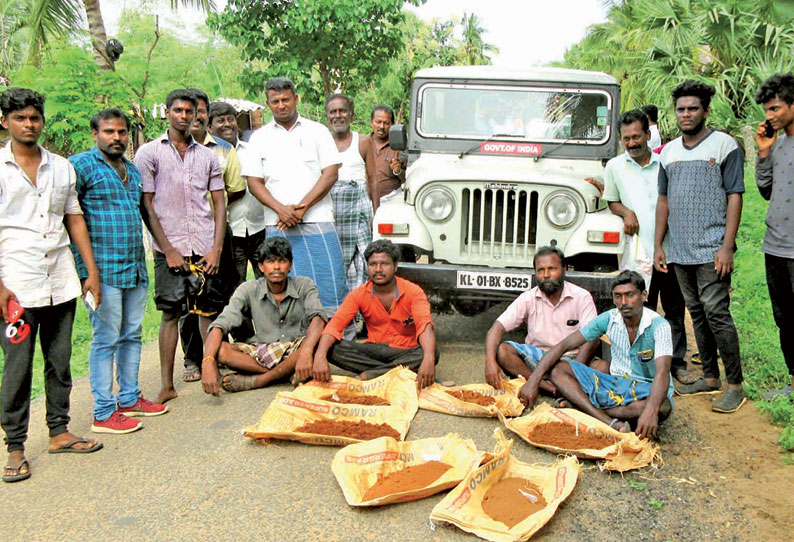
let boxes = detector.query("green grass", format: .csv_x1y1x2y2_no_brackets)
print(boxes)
733,164,794,455
0,260,160,399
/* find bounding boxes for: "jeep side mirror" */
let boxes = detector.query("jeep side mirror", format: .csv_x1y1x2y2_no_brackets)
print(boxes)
389,125,407,151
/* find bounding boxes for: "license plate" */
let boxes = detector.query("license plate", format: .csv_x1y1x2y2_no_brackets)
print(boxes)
456,270,532,291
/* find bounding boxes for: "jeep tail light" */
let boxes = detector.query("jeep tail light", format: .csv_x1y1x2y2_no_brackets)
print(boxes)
587,230,620,244
378,223,410,235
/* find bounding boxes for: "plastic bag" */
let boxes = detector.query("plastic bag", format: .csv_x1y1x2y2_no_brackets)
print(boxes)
331,434,482,506
619,234,653,290
243,368,418,445
419,379,526,418
499,403,660,472
430,430,579,542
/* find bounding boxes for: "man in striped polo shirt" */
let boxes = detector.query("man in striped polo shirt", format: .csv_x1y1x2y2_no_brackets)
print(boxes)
519,271,674,439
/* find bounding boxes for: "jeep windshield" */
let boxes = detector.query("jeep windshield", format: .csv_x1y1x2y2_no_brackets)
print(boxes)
417,84,612,144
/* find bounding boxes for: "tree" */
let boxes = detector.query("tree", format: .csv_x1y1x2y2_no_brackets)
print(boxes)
460,12,497,65
208,0,424,102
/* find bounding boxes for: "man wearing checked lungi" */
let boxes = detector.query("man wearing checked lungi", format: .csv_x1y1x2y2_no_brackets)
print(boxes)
200,237,327,394
242,77,350,327
518,270,674,440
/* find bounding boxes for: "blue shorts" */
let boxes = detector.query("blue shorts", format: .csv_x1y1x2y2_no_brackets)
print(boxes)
567,360,673,410
505,341,546,370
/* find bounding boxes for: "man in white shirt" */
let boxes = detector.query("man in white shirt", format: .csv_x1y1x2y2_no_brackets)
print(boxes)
242,77,349,321
0,88,104,483
642,104,662,149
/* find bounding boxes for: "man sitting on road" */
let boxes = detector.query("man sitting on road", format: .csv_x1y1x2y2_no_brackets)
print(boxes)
519,270,674,439
200,237,327,395
307,239,438,389
484,246,598,393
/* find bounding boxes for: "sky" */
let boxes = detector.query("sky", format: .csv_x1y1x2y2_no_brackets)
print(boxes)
103,0,608,67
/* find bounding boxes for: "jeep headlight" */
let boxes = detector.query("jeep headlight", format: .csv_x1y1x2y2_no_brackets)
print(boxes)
544,193,579,228
421,187,454,222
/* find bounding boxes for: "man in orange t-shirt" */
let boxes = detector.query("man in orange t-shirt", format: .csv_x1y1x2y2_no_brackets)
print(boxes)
303,239,438,389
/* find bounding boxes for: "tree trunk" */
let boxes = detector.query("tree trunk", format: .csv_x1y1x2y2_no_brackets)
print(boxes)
83,0,114,71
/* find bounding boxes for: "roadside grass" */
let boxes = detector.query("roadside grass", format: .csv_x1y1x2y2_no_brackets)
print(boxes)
0,260,160,399
733,164,794,455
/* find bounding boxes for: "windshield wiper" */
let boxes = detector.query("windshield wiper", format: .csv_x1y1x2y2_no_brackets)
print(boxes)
532,137,574,162
458,133,516,159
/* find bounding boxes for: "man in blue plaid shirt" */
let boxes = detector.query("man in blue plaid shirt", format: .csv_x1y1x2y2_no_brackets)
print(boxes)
70,108,168,435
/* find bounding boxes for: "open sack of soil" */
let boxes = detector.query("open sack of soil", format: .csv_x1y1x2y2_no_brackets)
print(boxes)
430,430,579,542
499,403,660,472
331,434,482,506
418,379,526,418
291,366,418,414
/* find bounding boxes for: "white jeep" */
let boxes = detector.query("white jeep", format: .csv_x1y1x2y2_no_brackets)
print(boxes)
375,66,625,313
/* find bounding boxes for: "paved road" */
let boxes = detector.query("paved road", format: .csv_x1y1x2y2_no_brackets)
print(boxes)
1,306,789,541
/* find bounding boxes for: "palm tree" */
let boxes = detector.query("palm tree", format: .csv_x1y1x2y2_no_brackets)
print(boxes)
460,12,498,65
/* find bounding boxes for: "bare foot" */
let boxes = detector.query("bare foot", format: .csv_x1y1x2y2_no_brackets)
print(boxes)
358,372,369,381
49,432,102,451
155,388,178,404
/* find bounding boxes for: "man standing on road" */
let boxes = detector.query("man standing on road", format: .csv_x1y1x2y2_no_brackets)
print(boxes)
654,80,746,413
201,237,327,394
603,109,692,385
484,246,597,393
755,73,794,400
367,105,405,210
70,108,167,435
209,100,266,284
309,240,438,389
135,89,226,405
642,104,662,149
325,93,374,289
519,271,674,439
0,88,103,483
177,89,247,383
242,77,349,322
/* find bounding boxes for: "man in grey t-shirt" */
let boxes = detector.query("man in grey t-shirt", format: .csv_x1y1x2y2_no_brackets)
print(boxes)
755,73,794,400
654,80,746,413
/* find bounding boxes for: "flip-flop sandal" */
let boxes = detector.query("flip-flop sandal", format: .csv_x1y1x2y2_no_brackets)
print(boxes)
222,374,256,393
691,352,702,365
48,438,103,454
609,418,631,433
3,458,31,483
183,365,201,382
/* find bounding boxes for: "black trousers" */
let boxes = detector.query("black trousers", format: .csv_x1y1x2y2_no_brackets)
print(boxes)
1,299,76,452
646,264,688,372
232,229,266,286
765,253,794,377
328,340,439,380
674,263,743,384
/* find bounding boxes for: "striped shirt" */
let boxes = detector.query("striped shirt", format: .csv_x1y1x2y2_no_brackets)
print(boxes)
69,146,148,288
580,307,674,396
134,132,224,256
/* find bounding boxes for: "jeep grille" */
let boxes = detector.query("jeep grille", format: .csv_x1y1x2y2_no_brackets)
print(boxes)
461,188,539,262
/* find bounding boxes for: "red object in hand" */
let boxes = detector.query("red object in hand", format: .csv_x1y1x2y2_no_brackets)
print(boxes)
7,299,24,324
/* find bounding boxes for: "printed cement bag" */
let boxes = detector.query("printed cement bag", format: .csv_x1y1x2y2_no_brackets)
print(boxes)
291,366,419,415
419,379,526,418
430,430,579,542
243,391,414,446
499,403,660,472
331,434,482,506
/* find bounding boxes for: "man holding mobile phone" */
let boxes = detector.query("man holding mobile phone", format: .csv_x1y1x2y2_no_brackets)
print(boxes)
0,88,104,484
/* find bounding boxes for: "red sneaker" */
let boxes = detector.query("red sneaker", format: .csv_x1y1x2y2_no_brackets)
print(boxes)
92,411,142,434
117,396,169,417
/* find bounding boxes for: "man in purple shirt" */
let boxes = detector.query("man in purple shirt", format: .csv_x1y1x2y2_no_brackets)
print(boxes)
136,89,226,405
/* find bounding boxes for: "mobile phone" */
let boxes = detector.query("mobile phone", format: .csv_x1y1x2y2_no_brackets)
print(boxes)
6,299,24,324
84,291,97,311
765,120,775,138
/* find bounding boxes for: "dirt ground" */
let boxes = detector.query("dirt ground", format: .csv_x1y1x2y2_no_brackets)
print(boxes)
1,305,792,541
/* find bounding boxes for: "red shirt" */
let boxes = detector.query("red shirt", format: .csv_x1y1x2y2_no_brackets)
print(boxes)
323,277,433,348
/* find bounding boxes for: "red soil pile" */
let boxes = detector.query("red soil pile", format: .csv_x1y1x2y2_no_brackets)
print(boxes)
362,461,452,501
526,421,614,450
295,419,400,440
445,389,496,407
482,477,547,528
320,392,390,406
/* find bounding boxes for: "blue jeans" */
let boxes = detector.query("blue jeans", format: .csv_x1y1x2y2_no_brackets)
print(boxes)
87,283,147,421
